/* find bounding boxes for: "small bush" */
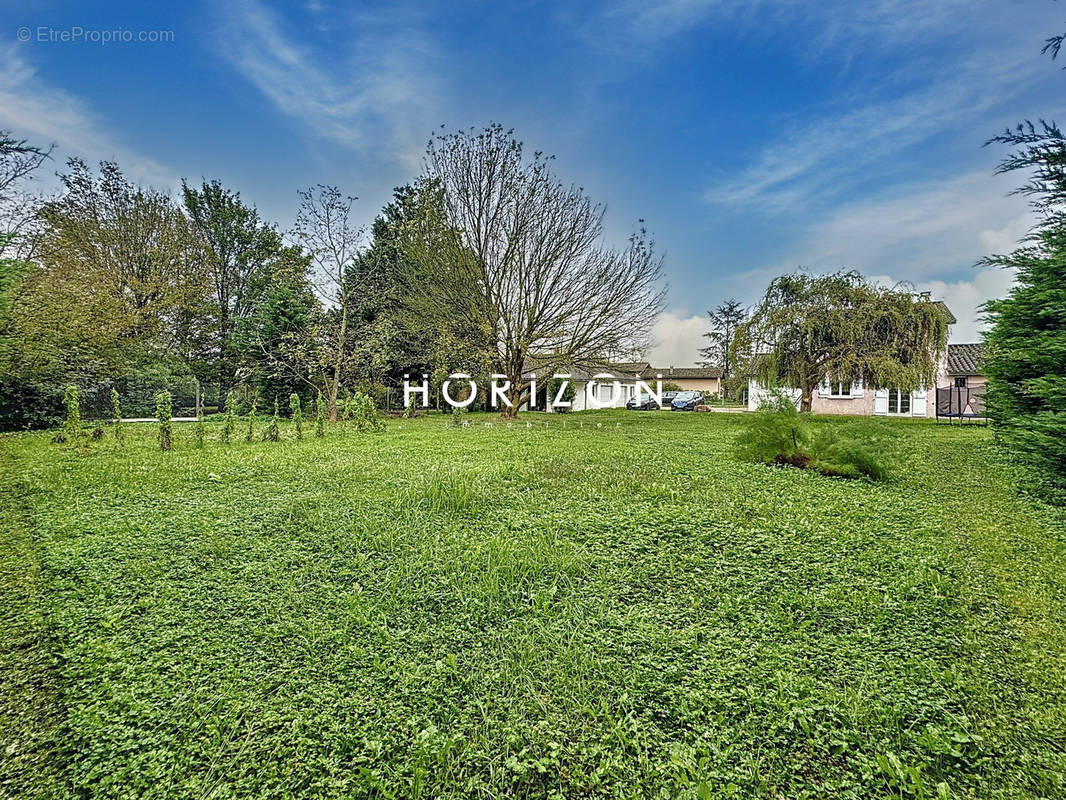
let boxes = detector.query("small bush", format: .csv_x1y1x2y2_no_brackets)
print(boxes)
62,385,81,443
351,391,385,433
548,377,575,412
263,400,280,442
110,388,124,447
735,398,891,481
290,393,303,440
734,393,810,466
194,412,205,448
450,404,466,427
90,426,104,441
156,391,172,452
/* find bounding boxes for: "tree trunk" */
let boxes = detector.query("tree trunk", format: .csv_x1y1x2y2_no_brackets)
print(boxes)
800,387,813,413
328,305,348,422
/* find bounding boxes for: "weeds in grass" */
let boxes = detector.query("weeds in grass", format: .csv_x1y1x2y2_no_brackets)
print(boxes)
418,468,476,513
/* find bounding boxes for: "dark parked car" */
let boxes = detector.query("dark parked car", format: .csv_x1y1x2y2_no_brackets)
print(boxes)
626,392,660,411
670,391,704,411
661,391,679,407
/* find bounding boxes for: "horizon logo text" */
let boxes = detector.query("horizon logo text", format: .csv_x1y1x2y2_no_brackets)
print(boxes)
403,374,665,410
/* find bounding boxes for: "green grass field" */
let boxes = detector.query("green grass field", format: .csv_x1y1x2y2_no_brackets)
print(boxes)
2,411,1065,799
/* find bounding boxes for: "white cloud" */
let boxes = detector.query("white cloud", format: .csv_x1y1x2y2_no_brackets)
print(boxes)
646,310,707,367
0,46,176,188
214,0,441,169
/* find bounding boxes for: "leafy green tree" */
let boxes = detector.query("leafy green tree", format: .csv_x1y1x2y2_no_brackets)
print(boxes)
237,248,317,404
981,121,1066,501
182,180,292,409
732,271,949,413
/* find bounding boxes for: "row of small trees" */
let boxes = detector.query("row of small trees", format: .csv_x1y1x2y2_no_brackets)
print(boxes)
57,386,384,451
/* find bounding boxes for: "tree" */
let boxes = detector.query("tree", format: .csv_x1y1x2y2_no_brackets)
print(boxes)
980,127,1066,500
699,298,746,378
182,180,289,409
407,125,666,416
731,271,949,413
291,186,365,420
236,246,317,404
2,160,210,429
0,131,52,259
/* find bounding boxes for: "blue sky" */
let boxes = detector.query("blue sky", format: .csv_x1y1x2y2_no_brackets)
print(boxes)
2,0,1062,364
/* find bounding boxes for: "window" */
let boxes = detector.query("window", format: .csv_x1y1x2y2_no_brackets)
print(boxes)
954,376,967,388
830,382,851,397
887,388,911,415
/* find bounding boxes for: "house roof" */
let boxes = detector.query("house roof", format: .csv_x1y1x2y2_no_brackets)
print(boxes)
519,358,723,381
947,343,983,375
651,366,724,379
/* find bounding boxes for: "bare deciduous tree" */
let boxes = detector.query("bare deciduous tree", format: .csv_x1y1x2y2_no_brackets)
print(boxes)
292,185,364,420
0,131,53,259
407,124,666,416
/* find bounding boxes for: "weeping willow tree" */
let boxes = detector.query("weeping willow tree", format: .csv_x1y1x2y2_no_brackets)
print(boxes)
732,271,950,412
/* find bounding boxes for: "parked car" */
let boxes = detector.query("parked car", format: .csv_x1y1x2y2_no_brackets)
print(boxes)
626,392,660,411
671,391,704,411
661,391,679,407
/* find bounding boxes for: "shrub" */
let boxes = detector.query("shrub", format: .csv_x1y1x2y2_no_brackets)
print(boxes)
90,426,104,441
245,400,256,443
808,427,891,481
194,411,205,449
62,385,81,443
548,376,575,412
290,393,303,440
451,404,466,427
351,391,385,432
110,388,124,447
155,391,172,451
315,392,325,438
734,393,810,466
735,397,890,481
263,399,280,442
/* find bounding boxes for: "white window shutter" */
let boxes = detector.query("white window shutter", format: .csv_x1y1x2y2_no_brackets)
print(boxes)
912,388,927,416
873,388,889,415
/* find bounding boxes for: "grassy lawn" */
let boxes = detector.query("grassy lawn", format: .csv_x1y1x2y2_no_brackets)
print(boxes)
2,411,1065,799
